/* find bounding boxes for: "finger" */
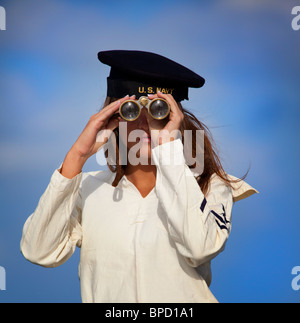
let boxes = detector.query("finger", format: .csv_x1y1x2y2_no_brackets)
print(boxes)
93,101,121,124
96,95,130,122
112,95,136,115
147,94,158,100
147,92,177,123
96,116,120,145
99,95,130,114
106,116,120,131
98,104,121,123
101,98,121,112
156,91,177,106
148,92,177,109
156,91,182,116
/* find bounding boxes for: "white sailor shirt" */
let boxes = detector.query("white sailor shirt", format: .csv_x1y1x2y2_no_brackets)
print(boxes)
20,138,258,303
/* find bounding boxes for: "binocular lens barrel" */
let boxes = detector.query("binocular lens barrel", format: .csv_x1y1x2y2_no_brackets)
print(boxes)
120,101,140,121
149,100,169,120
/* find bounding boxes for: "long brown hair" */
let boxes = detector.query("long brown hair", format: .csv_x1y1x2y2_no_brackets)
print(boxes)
103,97,248,197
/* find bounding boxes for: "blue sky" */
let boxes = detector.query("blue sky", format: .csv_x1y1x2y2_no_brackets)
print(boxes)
0,0,299,303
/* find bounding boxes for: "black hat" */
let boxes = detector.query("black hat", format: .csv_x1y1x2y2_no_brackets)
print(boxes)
98,50,205,102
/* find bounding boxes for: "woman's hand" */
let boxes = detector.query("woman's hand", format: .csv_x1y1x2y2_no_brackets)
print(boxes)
60,95,132,179
147,92,184,146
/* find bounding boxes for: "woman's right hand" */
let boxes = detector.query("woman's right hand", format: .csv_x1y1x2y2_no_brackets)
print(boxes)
60,95,131,179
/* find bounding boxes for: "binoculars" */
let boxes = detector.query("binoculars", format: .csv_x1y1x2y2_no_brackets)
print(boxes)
119,96,170,121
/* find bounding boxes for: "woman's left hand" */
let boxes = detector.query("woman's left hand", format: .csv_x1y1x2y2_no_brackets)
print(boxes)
148,92,184,145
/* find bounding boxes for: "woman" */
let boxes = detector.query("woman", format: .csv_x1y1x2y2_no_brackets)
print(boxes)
21,50,258,303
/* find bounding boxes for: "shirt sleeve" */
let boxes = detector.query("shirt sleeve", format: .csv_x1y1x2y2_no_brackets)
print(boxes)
20,167,83,268
151,138,235,268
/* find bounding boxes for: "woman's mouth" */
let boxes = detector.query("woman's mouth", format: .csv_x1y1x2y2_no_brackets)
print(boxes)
141,134,151,143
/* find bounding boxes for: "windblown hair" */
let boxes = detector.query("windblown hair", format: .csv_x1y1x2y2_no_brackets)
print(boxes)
102,97,248,197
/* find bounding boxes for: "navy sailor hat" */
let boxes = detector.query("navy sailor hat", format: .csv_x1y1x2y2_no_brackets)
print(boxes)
98,50,205,102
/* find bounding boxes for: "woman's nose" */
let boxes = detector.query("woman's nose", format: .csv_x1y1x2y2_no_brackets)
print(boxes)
137,107,149,126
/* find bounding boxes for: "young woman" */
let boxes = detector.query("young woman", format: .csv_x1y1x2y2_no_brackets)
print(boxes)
21,50,258,303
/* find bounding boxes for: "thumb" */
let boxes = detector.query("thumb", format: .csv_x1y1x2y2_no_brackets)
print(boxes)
106,115,121,131
96,116,121,144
